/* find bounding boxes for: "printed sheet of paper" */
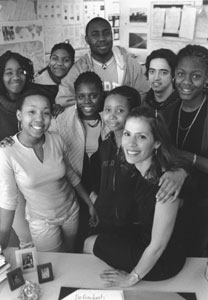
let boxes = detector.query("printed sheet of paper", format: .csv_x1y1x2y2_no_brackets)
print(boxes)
151,7,165,38
164,7,181,34
179,5,196,39
62,289,124,300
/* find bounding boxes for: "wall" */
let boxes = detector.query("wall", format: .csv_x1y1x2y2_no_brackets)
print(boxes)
0,0,207,70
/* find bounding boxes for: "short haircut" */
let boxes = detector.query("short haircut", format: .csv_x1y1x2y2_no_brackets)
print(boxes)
85,17,111,36
50,42,75,63
145,48,177,78
105,85,141,110
74,71,103,94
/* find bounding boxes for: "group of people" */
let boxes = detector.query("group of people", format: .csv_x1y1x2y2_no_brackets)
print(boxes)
0,16,208,288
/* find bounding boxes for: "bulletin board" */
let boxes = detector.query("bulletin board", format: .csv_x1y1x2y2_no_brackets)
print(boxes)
150,1,196,40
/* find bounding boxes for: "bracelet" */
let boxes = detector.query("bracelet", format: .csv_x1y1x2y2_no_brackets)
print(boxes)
132,268,142,282
192,154,197,166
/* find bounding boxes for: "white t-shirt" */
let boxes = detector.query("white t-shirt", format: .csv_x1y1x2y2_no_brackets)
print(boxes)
0,131,79,220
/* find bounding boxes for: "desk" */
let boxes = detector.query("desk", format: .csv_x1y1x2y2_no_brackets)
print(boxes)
0,249,208,300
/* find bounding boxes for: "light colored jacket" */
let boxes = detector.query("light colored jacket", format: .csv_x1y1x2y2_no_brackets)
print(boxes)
55,46,149,107
50,105,108,177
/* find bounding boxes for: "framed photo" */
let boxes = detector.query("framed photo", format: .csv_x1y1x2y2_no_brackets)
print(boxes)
37,262,54,284
15,247,38,273
7,267,25,291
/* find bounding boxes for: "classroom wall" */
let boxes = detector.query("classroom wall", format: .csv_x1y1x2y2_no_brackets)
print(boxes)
0,0,207,70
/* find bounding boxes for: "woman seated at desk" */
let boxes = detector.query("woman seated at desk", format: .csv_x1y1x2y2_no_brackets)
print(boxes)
84,107,186,287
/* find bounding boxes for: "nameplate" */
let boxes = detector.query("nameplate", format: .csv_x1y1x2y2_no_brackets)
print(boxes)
62,289,124,300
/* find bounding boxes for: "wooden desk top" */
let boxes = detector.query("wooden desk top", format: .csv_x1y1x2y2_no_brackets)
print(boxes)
0,249,208,300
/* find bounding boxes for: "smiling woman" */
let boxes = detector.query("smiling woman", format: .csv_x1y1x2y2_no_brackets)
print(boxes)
35,43,75,86
0,89,98,252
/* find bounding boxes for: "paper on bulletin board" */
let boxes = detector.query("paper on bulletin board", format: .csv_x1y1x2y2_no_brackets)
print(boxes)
164,6,181,35
37,0,62,25
0,20,44,44
179,5,196,39
151,7,165,38
83,0,105,26
62,0,83,25
0,0,37,21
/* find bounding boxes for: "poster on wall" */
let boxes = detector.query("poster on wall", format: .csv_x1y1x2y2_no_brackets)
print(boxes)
129,32,147,50
83,0,105,26
0,21,43,44
129,7,147,24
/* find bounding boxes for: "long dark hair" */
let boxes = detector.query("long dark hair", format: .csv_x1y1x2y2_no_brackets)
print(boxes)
0,51,34,95
124,107,184,182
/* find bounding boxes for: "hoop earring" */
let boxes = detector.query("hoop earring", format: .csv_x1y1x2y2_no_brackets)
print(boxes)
154,148,158,156
18,120,22,132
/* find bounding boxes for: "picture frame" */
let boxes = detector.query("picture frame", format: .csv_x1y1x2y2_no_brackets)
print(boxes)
7,267,25,291
37,262,54,284
15,247,38,274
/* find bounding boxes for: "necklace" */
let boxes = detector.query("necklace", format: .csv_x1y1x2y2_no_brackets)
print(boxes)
85,119,100,128
176,95,206,148
92,56,115,70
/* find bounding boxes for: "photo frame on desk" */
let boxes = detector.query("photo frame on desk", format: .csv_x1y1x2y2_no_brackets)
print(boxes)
7,267,25,291
15,247,38,274
37,262,54,284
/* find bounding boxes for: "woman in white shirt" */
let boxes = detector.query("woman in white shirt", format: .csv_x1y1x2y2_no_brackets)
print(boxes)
0,89,98,252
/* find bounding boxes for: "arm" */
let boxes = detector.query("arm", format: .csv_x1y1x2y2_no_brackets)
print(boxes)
156,168,188,203
61,136,99,226
101,198,180,287
180,150,208,174
74,182,99,227
55,64,81,108
0,208,15,249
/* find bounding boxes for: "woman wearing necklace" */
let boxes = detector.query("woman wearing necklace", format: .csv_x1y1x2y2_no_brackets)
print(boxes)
168,44,208,257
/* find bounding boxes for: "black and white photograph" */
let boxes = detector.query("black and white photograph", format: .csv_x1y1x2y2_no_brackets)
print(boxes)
37,263,54,284
15,247,38,273
7,267,25,291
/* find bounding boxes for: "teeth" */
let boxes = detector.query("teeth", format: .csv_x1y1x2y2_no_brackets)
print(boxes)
127,150,139,155
32,126,42,130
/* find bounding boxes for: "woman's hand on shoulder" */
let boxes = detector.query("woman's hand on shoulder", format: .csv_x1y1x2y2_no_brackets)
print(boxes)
0,136,15,148
156,168,188,203
100,269,140,288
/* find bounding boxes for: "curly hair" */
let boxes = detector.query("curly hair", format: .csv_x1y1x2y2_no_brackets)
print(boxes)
176,44,208,73
0,50,34,95
105,85,141,110
145,48,177,79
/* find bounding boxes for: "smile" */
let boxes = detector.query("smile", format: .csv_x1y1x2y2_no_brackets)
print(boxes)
126,150,140,156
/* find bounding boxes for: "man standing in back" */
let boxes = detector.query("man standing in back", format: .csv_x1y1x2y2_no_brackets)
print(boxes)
55,17,149,108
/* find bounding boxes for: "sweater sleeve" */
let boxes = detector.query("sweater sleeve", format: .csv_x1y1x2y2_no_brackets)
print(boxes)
61,136,81,187
0,149,19,210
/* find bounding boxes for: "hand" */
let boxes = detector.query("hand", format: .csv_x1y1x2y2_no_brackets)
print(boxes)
156,168,187,203
88,205,99,227
52,104,65,118
0,136,15,147
100,269,139,288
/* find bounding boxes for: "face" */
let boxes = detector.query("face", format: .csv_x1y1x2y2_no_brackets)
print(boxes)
148,58,173,93
122,117,160,171
49,49,73,79
103,94,129,133
76,82,102,119
85,20,113,61
17,95,51,140
175,56,208,102
3,58,27,100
